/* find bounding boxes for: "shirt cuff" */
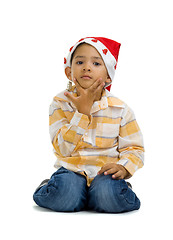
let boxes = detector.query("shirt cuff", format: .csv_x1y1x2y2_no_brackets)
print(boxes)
116,158,137,177
70,110,90,130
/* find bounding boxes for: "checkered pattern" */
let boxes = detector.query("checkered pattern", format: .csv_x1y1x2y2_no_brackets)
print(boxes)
49,86,144,185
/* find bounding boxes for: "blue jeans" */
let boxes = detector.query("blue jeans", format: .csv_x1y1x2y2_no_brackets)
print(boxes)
33,167,140,213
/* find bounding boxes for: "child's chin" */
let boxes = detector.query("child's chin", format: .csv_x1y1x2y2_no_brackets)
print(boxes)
80,84,92,89
81,81,96,89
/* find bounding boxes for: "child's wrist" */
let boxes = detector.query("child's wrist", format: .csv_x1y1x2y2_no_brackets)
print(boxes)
77,104,92,116
78,109,91,117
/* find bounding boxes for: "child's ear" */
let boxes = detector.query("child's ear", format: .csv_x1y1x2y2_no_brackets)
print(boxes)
105,75,111,84
65,67,72,80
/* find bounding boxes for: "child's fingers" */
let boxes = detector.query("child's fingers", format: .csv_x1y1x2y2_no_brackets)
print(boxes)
89,78,103,91
73,78,83,93
98,164,127,179
104,167,118,176
64,91,77,104
112,171,123,179
97,163,112,175
97,167,106,175
96,81,105,93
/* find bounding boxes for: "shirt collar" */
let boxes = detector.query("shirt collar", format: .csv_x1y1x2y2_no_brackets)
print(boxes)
90,89,125,114
54,86,125,113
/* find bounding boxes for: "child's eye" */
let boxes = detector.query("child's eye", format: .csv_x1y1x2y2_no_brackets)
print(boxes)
76,61,83,65
93,62,101,66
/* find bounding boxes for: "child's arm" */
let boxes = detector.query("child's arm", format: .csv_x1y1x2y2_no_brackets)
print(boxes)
98,105,144,179
49,98,89,157
117,105,144,176
49,78,104,158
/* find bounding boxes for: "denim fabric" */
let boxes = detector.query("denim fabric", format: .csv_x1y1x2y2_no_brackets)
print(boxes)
88,174,140,213
33,167,140,213
33,167,87,212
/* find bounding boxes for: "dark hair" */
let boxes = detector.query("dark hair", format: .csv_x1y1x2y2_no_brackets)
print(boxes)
70,42,88,65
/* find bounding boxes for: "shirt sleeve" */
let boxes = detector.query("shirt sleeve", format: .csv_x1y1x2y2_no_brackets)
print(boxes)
49,99,90,157
117,104,144,177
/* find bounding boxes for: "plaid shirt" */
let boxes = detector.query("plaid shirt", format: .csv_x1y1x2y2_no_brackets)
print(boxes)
49,86,144,185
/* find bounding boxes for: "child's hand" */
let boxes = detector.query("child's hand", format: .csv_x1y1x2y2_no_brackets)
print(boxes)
64,78,105,116
97,163,129,179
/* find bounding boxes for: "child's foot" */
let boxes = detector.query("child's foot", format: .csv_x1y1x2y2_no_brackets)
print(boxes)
35,179,50,192
126,182,132,189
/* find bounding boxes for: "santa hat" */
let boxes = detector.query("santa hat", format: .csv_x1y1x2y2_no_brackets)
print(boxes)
64,37,121,91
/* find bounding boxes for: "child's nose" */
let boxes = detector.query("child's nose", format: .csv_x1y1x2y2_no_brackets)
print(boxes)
83,63,91,71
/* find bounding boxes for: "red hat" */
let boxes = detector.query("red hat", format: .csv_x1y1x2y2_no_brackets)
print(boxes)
64,37,121,91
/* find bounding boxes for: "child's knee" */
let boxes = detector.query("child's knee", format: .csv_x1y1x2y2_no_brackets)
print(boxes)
51,170,87,211
33,168,87,212
88,175,140,213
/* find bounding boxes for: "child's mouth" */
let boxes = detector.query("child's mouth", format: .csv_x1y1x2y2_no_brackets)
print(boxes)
81,75,92,80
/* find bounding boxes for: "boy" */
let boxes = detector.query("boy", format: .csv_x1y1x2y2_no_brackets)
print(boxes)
33,37,144,213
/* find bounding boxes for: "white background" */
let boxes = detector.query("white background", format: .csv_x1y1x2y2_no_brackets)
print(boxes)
0,0,173,239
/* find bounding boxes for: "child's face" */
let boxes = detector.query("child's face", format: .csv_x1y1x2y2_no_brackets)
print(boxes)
66,43,111,89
